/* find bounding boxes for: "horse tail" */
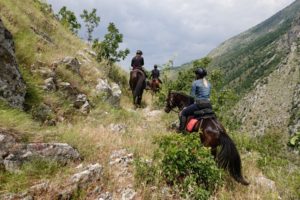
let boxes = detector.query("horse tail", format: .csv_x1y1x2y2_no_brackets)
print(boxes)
217,133,249,185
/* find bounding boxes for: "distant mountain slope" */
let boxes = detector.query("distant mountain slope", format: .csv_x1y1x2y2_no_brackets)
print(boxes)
206,0,300,135
208,0,300,93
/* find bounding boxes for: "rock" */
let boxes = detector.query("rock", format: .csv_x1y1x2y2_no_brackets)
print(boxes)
0,130,81,172
74,94,87,108
43,77,57,91
0,192,33,200
57,81,79,97
96,79,122,107
98,192,113,200
61,57,81,75
0,18,26,109
25,143,81,164
109,83,122,107
120,188,136,200
73,94,90,114
108,123,127,134
80,101,90,114
71,163,103,186
96,79,111,94
109,149,133,167
0,131,18,156
255,175,276,191
3,154,23,172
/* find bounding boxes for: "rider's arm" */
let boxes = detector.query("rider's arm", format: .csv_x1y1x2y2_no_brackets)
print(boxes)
190,81,196,97
141,57,144,66
131,57,134,67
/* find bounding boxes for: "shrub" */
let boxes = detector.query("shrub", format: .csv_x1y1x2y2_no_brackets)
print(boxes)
135,134,223,200
288,132,300,152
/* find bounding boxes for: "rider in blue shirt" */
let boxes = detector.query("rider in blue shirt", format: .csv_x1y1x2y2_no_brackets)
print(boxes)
177,68,212,133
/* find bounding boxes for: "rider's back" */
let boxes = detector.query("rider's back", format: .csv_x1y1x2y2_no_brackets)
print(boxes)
131,56,144,70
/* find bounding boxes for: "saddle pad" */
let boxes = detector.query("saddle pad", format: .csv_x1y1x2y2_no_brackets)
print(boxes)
186,118,198,132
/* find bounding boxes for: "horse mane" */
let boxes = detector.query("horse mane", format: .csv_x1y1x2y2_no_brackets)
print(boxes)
170,91,194,100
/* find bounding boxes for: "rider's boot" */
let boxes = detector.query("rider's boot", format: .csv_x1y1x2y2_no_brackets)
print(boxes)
176,116,187,133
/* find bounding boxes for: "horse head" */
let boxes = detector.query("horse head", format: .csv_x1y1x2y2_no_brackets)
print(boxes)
164,91,176,113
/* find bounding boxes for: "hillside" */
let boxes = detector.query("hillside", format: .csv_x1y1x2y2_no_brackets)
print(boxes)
0,0,299,200
205,0,300,136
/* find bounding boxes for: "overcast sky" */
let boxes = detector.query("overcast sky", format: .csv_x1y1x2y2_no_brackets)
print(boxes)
47,0,295,70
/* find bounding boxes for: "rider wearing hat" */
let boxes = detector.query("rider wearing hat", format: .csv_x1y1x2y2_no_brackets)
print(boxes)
131,50,144,71
177,67,212,133
131,50,147,88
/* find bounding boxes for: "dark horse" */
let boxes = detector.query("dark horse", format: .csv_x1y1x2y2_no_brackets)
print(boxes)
164,91,249,185
129,69,146,107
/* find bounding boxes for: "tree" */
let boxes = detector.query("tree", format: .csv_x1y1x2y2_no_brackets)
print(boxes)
58,6,81,34
80,9,100,42
93,22,130,63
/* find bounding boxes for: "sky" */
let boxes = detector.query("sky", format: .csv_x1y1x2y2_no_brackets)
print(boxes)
46,0,295,70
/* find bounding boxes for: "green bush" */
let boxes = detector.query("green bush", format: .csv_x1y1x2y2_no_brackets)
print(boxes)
288,132,300,152
135,134,223,200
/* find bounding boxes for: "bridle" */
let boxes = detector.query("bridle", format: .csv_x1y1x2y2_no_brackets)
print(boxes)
165,93,180,114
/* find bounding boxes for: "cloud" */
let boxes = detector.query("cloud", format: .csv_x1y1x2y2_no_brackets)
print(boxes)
47,0,295,70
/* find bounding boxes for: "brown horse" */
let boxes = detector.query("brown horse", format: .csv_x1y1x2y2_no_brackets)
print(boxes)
129,69,146,107
147,79,160,94
164,91,249,185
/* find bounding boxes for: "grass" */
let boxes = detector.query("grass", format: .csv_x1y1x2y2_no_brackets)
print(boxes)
0,0,299,198
0,158,61,194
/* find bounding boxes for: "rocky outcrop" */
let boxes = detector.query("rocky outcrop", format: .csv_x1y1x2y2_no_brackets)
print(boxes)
0,18,26,109
96,79,122,107
0,129,81,172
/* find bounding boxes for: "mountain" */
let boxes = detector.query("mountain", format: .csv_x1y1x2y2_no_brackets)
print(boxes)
205,0,300,135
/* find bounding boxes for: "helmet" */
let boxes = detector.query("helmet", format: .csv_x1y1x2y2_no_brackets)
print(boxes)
154,64,158,68
136,50,143,55
194,68,207,77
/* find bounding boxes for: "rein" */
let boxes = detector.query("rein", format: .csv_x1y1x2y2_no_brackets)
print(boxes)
170,107,180,114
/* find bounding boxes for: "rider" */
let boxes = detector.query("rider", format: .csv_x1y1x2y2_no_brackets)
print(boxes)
177,67,212,133
131,50,144,71
150,64,162,84
131,50,147,86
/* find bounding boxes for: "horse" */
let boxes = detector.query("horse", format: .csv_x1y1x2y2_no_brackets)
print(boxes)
129,69,146,107
147,79,160,94
164,91,249,185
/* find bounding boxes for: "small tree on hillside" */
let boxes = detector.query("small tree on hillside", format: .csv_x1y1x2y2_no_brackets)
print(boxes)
80,9,100,42
57,6,81,34
92,22,130,64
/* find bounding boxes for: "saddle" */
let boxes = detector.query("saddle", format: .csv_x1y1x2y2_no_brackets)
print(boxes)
193,108,215,119
186,108,216,132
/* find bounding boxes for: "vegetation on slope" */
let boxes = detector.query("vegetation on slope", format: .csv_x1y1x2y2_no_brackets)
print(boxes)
0,0,299,199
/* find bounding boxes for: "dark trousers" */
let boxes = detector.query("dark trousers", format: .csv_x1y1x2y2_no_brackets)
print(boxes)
178,101,212,131
179,104,199,131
